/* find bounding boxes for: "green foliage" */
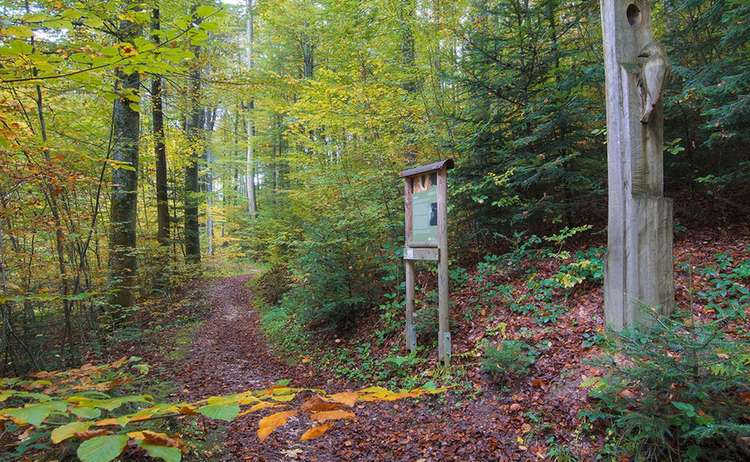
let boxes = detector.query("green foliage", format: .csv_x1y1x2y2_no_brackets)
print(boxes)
482,340,537,381
581,312,750,461
697,254,750,320
414,306,439,342
292,219,385,330
258,299,308,358
449,266,470,288
452,0,604,236
554,247,605,290
254,264,293,306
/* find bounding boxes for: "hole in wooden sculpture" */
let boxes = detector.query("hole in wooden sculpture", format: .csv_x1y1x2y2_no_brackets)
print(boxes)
627,4,641,26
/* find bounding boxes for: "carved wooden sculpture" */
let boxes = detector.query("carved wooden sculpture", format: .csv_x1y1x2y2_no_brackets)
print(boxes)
601,1,675,330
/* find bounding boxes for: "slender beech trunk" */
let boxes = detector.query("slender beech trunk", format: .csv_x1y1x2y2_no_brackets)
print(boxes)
399,0,417,162
204,108,217,256
184,30,203,264
152,6,170,255
245,0,257,217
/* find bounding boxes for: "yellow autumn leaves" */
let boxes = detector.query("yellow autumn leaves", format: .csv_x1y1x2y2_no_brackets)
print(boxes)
256,385,447,442
1,356,447,462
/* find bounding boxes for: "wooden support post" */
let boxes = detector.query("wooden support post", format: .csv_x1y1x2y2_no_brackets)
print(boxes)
404,177,417,353
436,168,450,365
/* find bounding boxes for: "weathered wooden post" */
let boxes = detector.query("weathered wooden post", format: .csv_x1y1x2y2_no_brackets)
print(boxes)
401,159,453,365
601,1,674,330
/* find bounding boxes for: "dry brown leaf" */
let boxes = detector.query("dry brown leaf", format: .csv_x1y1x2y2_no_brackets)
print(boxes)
74,429,110,440
143,430,184,449
301,396,345,413
309,410,355,423
257,410,297,441
300,423,333,441
327,392,358,407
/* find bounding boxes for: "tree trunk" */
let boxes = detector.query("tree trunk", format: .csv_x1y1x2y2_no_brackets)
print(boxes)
184,53,202,264
204,108,217,255
245,0,258,217
108,2,141,312
152,6,170,253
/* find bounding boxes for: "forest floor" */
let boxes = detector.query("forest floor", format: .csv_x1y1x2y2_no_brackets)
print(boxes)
168,275,534,462
104,224,749,462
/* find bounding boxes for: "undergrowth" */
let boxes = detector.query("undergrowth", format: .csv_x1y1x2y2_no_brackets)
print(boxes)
582,311,750,461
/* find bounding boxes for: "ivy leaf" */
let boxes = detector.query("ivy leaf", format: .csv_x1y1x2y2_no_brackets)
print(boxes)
197,403,240,421
76,434,128,462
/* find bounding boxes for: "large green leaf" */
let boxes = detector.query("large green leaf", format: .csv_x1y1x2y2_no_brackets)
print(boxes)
139,442,182,462
72,406,102,419
197,403,240,421
67,394,152,411
2,401,65,426
76,434,128,462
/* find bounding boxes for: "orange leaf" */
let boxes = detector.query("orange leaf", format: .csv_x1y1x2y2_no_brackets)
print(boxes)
257,410,297,441
178,405,197,415
94,418,121,427
309,410,355,423
240,401,281,416
327,392,358,407
300,423,333,441
110,357,128,368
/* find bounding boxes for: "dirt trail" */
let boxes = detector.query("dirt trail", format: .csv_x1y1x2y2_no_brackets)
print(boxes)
176,276,517,462
177,275,307,396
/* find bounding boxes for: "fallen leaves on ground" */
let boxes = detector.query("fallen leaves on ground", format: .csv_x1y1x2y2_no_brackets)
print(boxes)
257,410,298,441
300,423,333,441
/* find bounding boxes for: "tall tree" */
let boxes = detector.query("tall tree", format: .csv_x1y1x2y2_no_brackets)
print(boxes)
152,5,171,274
184,51,203,264
109,0,142,311
245,0,258,217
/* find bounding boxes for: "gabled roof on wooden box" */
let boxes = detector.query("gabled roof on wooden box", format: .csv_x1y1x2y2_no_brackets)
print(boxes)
399,159,454,178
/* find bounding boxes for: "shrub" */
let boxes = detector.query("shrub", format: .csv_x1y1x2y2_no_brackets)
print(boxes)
291,219,386,331
260,295,307,356
581,312,750,461
482,340,537,380
254,264,292,306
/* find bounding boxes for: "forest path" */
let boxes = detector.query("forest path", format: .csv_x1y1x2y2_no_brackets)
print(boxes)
175,276,515,462
176,275,306,396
